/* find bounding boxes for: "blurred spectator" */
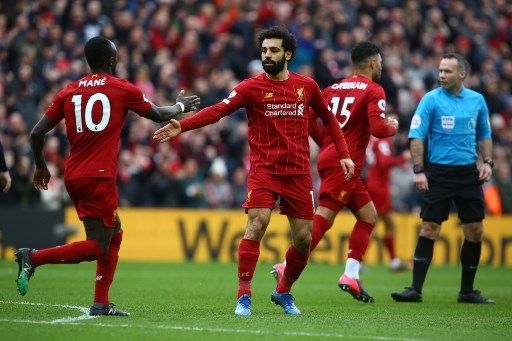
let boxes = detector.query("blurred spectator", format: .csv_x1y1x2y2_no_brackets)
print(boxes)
0,0,510,210
204,157,233,208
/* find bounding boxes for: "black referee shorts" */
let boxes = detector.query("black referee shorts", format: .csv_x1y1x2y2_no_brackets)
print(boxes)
420,163,485,224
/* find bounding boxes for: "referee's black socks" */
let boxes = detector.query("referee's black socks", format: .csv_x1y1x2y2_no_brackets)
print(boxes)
460,239,481,294
411,236,435,293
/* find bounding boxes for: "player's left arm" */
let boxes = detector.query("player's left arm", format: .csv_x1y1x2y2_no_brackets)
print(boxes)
145,90,201,123
476,96,493,181
368,87,397,138
308,112,324,147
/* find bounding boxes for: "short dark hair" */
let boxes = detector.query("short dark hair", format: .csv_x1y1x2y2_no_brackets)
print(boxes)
351,41,380,66
84,36,116,69
442,52,471,76
257,26,297,60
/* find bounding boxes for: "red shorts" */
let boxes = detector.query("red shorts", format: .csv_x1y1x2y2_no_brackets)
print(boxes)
65,177,118,228
242,172,314,220
318,167,371,213
367,187,391,215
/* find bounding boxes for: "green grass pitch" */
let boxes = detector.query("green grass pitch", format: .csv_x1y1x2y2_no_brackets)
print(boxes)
1,260,511,340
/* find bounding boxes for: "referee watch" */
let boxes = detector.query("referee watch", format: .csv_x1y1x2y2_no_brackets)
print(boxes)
484,159,494,169
413,164,425,174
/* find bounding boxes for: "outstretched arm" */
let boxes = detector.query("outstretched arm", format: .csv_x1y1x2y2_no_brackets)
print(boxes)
145,90,200,123
153,119,182,143
30,116,58,190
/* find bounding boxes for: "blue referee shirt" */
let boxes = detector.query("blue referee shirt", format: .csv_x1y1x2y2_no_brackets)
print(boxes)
408,86,491,166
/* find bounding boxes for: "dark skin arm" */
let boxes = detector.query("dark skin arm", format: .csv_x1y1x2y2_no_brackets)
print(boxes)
145,90,200,123
30,116,57,190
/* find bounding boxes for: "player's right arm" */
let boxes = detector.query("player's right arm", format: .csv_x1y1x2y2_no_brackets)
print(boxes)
30,116,59,191
408,93,434,192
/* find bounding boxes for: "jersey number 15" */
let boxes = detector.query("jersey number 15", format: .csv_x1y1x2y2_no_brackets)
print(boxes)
71,93,111,133
329,96,354,129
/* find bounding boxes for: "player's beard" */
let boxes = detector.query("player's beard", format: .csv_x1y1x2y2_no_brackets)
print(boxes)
262,55,286,75
373,68,381,82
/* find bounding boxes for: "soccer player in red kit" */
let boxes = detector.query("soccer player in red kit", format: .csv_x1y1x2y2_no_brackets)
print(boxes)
154,26,355,315
366,135,410,272
15,36,199,316
272,41,399,303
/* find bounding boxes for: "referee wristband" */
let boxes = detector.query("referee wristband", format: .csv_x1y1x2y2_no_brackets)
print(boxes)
176,102,185,113
413,164,424,174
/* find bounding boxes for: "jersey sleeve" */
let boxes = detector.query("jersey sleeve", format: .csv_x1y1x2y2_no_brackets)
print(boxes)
308,81,349,158
367,86,396,138
45,89,66,123
408,92,434,140
308,115,325,147
181,80,248,132
475,95,492,140
125,82,152,115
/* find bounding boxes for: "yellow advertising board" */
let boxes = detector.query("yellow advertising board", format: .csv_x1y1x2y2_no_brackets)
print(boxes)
65,208,512,266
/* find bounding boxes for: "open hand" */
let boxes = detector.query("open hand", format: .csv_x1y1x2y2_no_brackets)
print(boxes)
153,119,182,143
176,90,200,113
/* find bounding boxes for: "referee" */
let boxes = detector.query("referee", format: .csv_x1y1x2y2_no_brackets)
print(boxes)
392,53,495,304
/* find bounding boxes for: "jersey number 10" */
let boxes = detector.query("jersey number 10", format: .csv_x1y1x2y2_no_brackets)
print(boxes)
71,93,111,133
329,96,354,129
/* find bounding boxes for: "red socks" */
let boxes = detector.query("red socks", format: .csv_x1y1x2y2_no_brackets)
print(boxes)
383,234,396,260
237,238,260,298
347,220,375,262
94,231,123,305
310,214,332,252
30,240,103,267
277,246,309,293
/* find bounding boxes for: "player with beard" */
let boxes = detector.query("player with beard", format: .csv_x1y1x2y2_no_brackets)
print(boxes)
15,36,199,316
272,41,399,303
153,26,355,315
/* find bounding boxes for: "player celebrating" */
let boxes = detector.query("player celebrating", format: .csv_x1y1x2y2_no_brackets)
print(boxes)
365,135,410,272
272,41,398,303
154,26,354,315
16,36,199,316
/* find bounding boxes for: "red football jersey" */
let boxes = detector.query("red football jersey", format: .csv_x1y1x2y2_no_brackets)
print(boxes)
365,136,406,193
180,72,349,174
45,73,152,180
312,75,396,174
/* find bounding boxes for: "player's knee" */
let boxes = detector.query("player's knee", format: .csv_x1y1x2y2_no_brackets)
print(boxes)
245,215,269,240
463,222,483,242
419,222,441,239
293,232,311,252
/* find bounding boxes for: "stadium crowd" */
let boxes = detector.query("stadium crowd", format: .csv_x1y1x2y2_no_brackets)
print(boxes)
0,0,511,213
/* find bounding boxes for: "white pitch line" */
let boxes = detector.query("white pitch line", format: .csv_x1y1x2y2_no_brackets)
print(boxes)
0,300,97,323
0,301,424,341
